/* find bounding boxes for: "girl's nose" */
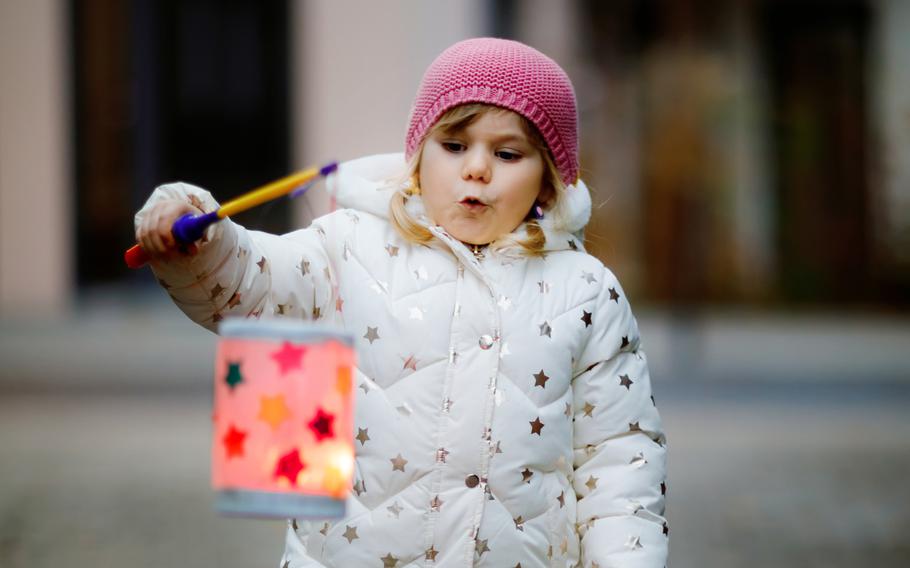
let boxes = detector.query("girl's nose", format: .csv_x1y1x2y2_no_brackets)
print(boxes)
462,149,491,183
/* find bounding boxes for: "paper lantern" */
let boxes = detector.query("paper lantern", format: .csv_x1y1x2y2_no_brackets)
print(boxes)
212,319,355,519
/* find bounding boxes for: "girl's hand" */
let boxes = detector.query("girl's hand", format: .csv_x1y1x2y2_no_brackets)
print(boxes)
135,198,203,260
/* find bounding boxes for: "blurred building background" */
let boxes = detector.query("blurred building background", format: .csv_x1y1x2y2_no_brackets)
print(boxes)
3,0,910,312
1,1,908,567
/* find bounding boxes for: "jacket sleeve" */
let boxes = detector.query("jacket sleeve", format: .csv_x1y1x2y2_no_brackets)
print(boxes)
134,182,339,332
572,267,668,567
280,522,327,567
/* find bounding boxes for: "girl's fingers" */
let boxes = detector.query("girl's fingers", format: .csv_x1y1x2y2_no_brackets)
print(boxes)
136,199,203,259
157,212,175,251
145,212,164,255
142,208,168,257
138,215,157,255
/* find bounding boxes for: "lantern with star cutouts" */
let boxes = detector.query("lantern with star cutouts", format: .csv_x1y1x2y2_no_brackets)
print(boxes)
212,318,355,519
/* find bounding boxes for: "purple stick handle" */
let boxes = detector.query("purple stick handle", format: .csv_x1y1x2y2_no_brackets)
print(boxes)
169,162,336,245
172,211,219,244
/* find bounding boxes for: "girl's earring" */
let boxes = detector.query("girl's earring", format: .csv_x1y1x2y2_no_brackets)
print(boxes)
531,202,544,220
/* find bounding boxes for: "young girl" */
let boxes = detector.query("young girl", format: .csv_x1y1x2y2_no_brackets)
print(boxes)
136,38,668,568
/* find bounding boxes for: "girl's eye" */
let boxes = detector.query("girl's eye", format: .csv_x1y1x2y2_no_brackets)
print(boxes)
496,150,521,162
442,142,465,153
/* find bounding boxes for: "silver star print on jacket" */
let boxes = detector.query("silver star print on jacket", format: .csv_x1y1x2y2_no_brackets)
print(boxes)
363,326,380,344
390,454,408,472
538,321,552,337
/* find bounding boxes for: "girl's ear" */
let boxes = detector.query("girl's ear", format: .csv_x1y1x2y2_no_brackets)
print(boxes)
537,182,555,209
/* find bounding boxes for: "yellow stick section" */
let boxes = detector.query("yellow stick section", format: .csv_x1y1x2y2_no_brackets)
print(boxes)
217,166,319,219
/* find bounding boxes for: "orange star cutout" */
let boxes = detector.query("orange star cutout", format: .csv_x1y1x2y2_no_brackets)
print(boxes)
258,394,291,430
336,366,352,396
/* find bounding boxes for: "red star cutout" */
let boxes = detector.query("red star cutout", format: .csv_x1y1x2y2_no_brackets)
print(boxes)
275,448,306,485
308,407,335,441
271,341,307,375
223,424,247,459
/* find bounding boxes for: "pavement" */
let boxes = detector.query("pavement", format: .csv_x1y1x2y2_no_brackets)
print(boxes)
1,290,909,567
3,289,909,392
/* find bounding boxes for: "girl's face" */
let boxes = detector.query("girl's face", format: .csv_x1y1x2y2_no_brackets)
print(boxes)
418,109,546,246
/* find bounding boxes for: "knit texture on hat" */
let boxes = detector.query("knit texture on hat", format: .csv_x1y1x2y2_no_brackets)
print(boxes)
405,38,579,185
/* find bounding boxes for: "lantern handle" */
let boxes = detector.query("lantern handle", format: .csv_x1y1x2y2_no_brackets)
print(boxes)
125,161,338,269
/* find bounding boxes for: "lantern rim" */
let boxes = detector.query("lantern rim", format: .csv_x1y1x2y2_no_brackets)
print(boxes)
219,318,354,346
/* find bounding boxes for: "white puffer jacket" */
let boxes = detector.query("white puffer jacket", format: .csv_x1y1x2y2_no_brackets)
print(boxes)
136,153,668,568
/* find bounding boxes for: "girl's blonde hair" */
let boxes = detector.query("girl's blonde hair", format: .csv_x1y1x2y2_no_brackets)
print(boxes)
390,104,568,257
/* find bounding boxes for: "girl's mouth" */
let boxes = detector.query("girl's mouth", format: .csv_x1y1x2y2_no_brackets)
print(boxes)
459,197,488,212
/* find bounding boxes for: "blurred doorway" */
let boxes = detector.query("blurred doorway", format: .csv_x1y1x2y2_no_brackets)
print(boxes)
760,0,872,304
578,0,880,306
71,0,291,287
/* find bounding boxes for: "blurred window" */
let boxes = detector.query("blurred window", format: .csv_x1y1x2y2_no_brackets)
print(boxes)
71,0,291,286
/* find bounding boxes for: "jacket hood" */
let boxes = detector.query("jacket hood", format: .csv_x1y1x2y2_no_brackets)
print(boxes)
333,153,592,253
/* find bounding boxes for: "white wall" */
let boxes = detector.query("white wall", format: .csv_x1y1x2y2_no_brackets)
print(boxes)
290,0,486,222
0,0,71,316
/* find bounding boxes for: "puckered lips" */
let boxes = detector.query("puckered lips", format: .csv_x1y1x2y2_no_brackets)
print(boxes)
459,196,489,214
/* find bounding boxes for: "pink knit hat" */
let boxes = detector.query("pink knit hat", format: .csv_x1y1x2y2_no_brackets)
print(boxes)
405,37,579,185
